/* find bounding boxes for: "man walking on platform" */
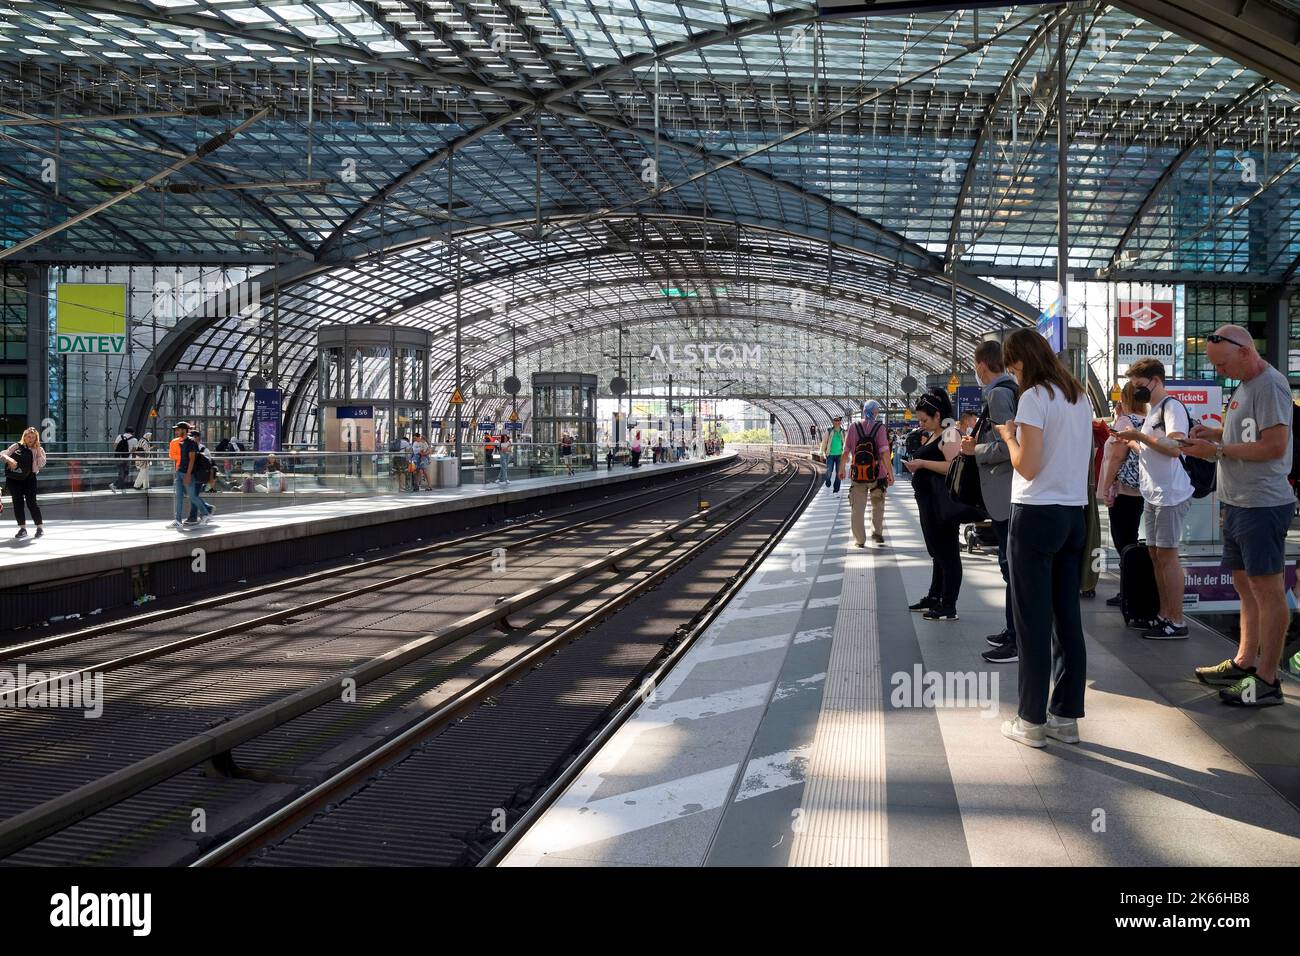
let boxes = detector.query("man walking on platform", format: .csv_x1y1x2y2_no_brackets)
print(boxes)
820,414,847,493
964,340,1021,664
1184,325,1294,706
841,400,892,546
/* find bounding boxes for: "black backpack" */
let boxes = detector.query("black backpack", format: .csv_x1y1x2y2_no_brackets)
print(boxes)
1152,397,1216,498
850,421,883,482
114,434,131,457
187,439,215,481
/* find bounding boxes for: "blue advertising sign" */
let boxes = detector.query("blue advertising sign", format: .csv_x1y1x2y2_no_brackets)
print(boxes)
335,405,374,419
252,388,282,452
1036,297,1064,353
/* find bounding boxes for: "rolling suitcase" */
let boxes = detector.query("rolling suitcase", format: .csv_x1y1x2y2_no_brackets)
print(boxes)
1118,541,1159,628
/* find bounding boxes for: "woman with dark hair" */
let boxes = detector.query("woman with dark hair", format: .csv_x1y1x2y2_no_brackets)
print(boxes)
994,329,1094,748
1098,381,1148,607
903,387,963,621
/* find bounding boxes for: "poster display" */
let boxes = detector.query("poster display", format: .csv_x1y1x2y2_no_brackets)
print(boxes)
55,283,127,354
1116,297,1175,367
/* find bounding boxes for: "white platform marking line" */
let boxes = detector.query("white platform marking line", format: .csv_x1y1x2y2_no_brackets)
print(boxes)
788,542,888,867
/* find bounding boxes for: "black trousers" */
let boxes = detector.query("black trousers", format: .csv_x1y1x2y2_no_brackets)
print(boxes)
993,518,1015,638
7,474,41,526
1009,503,1087,724
1108,492,1143,557
917,493,962,608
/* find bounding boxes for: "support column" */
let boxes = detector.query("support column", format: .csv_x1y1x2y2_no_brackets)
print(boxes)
1263,286,1289,373
26,265,48,426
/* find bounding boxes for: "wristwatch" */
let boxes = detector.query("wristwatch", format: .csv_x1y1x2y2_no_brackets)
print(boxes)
1213,442,1225,461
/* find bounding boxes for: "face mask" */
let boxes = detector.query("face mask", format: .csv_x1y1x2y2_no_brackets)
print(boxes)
1132,385,1152,404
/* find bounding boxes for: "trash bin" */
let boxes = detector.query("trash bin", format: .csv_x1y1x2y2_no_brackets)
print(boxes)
434,456,458,488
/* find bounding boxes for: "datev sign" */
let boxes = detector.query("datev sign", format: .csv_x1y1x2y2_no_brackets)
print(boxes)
56,283,128,355
1117,299,1175,364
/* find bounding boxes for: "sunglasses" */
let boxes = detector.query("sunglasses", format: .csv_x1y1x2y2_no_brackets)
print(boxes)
1206,333,1248,348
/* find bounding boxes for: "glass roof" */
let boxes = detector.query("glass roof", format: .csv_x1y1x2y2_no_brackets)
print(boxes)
3,0,1299,435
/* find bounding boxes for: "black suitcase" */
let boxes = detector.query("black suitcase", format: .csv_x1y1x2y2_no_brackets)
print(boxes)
1118,541,1159,627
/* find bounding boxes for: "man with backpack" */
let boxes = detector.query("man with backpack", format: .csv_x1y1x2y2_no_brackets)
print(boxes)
1116,358,1192,639
171,422,213,530
841,401,892,546
962,341,1021,664
111,428,137,492
1183,325,1294,706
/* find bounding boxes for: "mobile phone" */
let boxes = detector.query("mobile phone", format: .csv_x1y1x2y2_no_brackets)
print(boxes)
1172,436,1195,447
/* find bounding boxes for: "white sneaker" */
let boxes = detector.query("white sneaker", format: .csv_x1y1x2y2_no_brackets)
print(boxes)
1045,714,1080,744
1001,716,1047,749
198,513,210,526
172,519,185,529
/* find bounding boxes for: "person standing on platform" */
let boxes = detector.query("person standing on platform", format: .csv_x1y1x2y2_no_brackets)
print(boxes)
1183,325,1294,707
964,340,1021,664
904,390,963,621
560,431,575,475
820,414,847,493
1098,383,1147,609
132,431,153,491
1115,358,1192,638
110,427,136,492
2,426,47,539
631,430,642,468
842,400,892,546
995,329,1093,748
496,432,512,485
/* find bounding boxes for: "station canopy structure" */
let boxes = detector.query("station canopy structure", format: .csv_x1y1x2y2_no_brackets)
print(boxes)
4,0,1300,442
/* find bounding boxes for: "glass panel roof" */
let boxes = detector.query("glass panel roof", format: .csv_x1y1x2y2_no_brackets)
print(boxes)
3,0,1298,433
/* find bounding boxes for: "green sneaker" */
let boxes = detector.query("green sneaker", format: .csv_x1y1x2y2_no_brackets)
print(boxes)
1219,674,1284,707
1288,651,1300,678
1195,659,1254,687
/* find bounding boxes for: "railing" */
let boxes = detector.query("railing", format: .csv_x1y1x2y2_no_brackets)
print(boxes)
8,442,728,521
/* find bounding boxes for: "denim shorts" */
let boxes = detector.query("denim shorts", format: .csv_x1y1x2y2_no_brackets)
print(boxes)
1222,503,1294,577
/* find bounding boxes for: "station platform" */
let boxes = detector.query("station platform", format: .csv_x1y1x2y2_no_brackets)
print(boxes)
503,486,1300,867
0,451,736,631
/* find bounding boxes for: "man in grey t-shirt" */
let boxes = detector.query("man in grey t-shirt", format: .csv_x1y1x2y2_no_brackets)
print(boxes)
1184,324,1293,707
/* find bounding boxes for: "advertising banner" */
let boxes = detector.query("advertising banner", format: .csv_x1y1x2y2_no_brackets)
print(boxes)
1183,561,1299,612
252,388,282,452
56,283,127,355
1116,298,1175,367
1163,379,1224,432
1036,297,1064,353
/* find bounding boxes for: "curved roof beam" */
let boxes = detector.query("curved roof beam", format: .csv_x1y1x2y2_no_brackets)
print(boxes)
316,7,819,256
1117,0,1300,94
0,165,154,259
1105,80,1270,273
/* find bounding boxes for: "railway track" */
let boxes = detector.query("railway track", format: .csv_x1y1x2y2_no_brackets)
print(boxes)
0,455,800,865
195,457,819,867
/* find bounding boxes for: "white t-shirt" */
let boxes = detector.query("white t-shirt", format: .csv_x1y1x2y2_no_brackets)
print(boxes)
1138,397,1192,506
1010,383,1095,506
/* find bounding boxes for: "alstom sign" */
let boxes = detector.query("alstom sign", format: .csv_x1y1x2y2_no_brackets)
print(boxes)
648,343,762,366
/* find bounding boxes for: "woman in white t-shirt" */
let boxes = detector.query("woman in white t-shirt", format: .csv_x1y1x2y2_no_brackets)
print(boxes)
994,329,1095,750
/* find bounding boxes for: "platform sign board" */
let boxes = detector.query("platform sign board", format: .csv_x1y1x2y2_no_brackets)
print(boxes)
1117,298,1175,367
56,283,127,354
504,421,523,431
334,405,373,419
252,388,282,452
955,385,983,418
477,420,496,432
